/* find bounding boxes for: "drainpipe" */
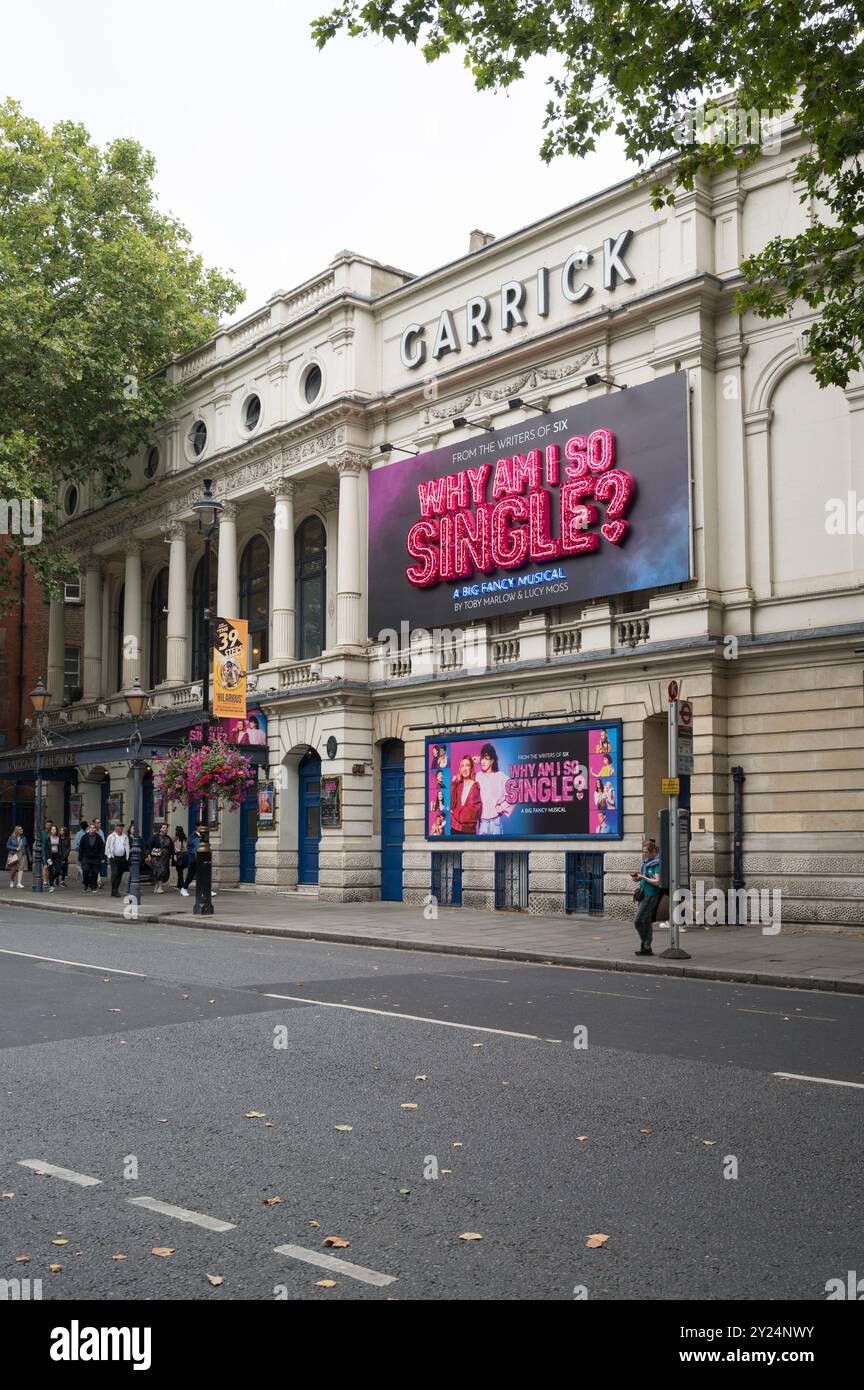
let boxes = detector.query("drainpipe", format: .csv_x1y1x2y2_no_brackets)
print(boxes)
731,766,746,923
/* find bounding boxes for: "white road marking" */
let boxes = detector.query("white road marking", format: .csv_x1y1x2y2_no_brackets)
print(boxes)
19,1160,101,1187
773,1072,864,1090
738,1008,836,1021
0,948,144,977
274,1243,396,1287
127,1197,235,1231
436,973,511,984
570,988,652,1001
261,993,540,1040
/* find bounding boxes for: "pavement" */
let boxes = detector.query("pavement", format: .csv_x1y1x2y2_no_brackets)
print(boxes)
1,883,863,994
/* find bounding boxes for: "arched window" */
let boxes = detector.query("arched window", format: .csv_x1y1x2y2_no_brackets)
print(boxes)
295,516,326,659
240,535,270,670
149,567,169,688
191,555,217,683
114,584,125,692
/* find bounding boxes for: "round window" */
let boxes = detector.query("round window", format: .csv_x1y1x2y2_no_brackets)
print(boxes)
64,485,78,516
303,364,323,404
145,447,160,478
191,420,207,456
244,394,261,431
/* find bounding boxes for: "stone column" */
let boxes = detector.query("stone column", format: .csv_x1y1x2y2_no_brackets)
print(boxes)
161,520,188,685
330,451,367,647
100,570,111,696
47,597,65,708
216,500,238,618
267,479,295,661
122,542,143,688
82,557,103,700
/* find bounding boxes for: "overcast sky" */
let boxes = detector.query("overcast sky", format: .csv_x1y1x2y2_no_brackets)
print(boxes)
2,0,634,320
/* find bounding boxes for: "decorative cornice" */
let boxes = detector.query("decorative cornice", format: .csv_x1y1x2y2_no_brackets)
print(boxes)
421,349,599,425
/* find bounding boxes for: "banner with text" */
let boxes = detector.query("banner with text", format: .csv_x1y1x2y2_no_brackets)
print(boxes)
369,373,690,633
427,722,622,840
212,617,248,721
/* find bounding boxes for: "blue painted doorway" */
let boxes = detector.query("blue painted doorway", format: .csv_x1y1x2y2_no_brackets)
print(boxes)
298,751,321,885
240,792,258,883
380,740,405,902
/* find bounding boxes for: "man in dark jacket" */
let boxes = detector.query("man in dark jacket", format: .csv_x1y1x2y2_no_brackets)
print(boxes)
180,826,202,897
78,823,105,893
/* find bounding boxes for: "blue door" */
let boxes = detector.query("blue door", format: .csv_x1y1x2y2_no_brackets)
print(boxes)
380,740,405,902
298,752,321,885
240,793,258,883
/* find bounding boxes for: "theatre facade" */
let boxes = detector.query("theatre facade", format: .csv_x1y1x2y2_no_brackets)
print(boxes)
7,124,862,925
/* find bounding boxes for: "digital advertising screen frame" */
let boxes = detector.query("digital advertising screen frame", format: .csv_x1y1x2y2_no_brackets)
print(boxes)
425,721,624,842
368,373,691,636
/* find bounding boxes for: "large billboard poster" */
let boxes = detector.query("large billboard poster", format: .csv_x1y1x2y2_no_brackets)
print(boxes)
212,616,248,721
427,722,622,840
369,373,690,633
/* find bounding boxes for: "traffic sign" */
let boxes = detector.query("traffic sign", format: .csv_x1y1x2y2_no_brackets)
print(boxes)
667,680,679,702
678,700,693,727
662,777,680,795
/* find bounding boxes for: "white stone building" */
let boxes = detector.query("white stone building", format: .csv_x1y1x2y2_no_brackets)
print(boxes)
8,121,862,926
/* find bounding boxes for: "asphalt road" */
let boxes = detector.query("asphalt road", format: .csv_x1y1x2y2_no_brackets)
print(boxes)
1,907,862,1302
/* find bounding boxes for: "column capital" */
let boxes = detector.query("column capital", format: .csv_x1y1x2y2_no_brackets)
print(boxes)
219,500,237,522
126,539,143,558
160,518,187,544
329,449,369,478
79,551,104,577
265,477,295,502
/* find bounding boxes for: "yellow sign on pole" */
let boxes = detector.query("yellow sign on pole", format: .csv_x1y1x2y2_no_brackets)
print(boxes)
212,616,248,720
661,776,680,796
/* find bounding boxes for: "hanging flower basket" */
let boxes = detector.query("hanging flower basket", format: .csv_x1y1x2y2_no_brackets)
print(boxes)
154,736,256,811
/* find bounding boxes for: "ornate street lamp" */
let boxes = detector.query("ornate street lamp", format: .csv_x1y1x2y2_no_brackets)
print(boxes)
190,480,223,917
29,678,50,894
123,677,151,907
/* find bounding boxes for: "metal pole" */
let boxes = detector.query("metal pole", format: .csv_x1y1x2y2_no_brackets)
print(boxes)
661,698,690,960
32,726,44,894
127,727,142,906
731,766,746,923
195,525,214,915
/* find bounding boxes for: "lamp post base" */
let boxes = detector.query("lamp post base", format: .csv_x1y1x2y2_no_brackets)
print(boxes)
193,833,214,916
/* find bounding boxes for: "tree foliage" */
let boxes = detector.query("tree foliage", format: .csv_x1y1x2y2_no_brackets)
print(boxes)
0,100,244,592
313,1,864,389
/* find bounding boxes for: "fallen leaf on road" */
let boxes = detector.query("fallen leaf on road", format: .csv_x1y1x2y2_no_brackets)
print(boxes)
206,1274,224,1286
109,1008,121,1014
441,1169,452,1175
151,1248,175,1258
208,999,215,1004
459,1232,482,1242
334,1124,353,1132
577,1136,588,1142
33,1170,48,1175
262,1197,282,1206
52,1239,69,1246
400,1103,417,1109
111,1255,127,1261
2,1192,14,1198
264,1122,273,1128
640,1129,652,1135
399,1188,410,1195
452,1141,463,1148
49,1264,62,1273
323,1236,350,1249
586,1234,609,1249
702,1140,717,1146
415,1075,428,1081
181,993,189,1000
308,1220,319,1228
15,1255,31,1263
471,1043,484,1048
157,1118,169,1124
245,1111,267,1119
316,1279,336,1288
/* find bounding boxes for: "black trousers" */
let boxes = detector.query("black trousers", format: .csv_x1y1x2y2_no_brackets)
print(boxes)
110,857,128,895
183,860,197,890
82,863,100,890
634,893,659,948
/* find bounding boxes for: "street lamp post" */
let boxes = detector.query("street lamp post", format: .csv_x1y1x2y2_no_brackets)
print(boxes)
29,678,51,894
123,677,151,908
191,479,223,917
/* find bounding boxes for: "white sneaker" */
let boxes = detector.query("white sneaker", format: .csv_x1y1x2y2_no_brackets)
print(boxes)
180,887,189,897
49,885,55,892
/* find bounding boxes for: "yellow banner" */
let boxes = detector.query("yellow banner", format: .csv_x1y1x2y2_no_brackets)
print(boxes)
212,616,248,720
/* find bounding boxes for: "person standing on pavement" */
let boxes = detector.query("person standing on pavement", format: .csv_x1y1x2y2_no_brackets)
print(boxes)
44,823,63,891
58,827,71,886
105,823,130,898
180,825,201,897
147,822,173,894
78,823,104,893
172,826,188,891
6,826,29,888
92,817,106,890
72,820,88,882
631,838,661,956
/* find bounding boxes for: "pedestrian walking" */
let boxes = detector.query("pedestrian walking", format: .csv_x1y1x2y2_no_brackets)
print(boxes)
58,827,71,886
78,823,104,893
72,820,88,882
44,822,63,891
180,826,202,897
172,826,188,892
147,822,173,894
631,837,661,956
105,823,130,897
6,826,29,888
